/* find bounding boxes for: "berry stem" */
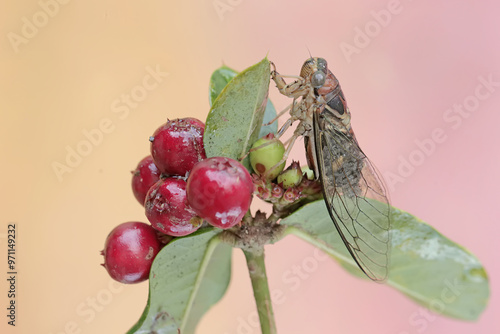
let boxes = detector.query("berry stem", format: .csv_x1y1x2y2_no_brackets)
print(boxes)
243,247,277,334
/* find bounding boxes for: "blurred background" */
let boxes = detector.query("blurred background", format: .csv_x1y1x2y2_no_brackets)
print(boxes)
1,0,499,333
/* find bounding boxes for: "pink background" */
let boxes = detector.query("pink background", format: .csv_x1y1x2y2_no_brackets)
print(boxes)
1,0,498,333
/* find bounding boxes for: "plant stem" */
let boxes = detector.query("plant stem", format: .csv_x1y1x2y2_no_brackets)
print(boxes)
243,248,277,334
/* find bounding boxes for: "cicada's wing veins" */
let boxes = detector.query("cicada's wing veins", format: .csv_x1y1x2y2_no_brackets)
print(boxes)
313,109,391,281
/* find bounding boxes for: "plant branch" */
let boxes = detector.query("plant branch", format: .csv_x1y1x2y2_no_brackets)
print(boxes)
243,247,277,334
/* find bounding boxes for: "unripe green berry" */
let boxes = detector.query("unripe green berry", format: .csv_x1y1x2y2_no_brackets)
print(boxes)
249,134,286,180
277,161,303,189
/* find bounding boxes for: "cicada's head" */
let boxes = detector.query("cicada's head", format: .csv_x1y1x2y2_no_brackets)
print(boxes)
300,57,328,89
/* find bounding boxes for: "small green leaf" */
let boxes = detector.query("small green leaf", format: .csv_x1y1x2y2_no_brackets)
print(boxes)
204,58,271,171
280,200,490,321
127,228,232,334
209,65,238,107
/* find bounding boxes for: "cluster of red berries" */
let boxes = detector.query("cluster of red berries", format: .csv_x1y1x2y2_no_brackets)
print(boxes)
101,117,254,284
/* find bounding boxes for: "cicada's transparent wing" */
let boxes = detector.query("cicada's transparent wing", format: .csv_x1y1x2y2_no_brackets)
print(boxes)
313,109,391,281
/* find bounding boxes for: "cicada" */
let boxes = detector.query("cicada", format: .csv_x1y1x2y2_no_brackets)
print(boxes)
270,58,391,281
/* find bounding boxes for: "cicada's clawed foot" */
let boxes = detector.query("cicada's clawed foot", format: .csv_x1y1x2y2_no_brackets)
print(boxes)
270,61,277,73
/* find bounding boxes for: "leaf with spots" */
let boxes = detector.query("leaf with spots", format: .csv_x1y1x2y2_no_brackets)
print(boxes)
208,64,278,139
204,58,271,172
280,199,490,320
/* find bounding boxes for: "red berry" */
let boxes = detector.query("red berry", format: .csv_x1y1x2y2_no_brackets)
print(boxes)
131,156,161,205
186,157,253,229
145,178,202,236
101,222,163,284
150,118,206,176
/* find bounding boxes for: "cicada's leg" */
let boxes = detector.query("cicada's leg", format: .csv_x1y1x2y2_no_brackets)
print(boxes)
282,135,295,147
240,116,295,162
264,102,293,126
270,61,302,80
263,132,299,179
276,118,293,138
270,62,308,98
240,138,278,161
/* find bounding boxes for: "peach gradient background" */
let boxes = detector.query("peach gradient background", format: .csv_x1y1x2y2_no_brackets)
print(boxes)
1,0,499,333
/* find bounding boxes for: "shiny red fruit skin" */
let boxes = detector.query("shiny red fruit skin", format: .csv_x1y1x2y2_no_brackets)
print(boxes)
186,157,253,229
145,178,202,236
131,156,161,205
150,118,206,176
101,222,162,284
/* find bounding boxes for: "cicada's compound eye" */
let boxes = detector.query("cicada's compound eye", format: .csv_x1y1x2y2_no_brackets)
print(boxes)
316,58,328,72
311,71,326,88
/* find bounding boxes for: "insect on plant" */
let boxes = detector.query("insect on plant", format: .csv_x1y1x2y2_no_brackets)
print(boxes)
115,58,488,334
269,57,391,281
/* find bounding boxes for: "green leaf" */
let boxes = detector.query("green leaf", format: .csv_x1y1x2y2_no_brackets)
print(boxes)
204,58,271,171
127,228,232,334
208,64,278,140
280,200,490,321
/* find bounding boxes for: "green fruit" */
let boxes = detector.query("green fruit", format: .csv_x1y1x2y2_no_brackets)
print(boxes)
249,134,286,180
278,162,303,189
